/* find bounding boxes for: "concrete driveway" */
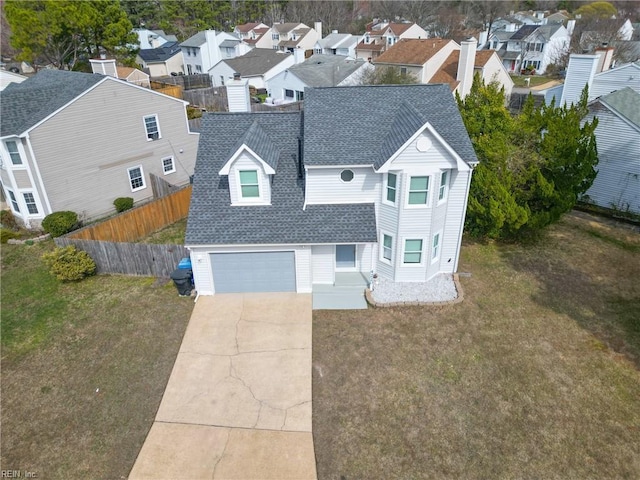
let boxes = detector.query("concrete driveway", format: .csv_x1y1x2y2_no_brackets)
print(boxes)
129,293,316,479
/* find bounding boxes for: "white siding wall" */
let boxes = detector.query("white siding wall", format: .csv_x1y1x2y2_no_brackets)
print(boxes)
591,65,640,99
305,166,379,205
227,152,271,205
358,243,374,276
209,61,236,86
190,250,214,295
561,55,599,106
481,56,514,97
266,71,306,101
311,245,334,284
295,246,312,292
27,79,199,221
423,41,458,82
584,106,640,214
440,169,471,273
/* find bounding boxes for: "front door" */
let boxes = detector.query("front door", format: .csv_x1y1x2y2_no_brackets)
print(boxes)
335,244,356,271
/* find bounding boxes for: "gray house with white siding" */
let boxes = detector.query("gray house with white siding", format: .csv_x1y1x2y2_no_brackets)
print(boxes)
185,84,478,294
582,88,640,214
0,70,199,227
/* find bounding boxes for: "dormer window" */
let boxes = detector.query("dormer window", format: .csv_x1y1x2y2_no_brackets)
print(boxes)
239,170,260,198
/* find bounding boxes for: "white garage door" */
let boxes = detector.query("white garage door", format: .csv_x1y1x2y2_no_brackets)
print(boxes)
211,251,296,293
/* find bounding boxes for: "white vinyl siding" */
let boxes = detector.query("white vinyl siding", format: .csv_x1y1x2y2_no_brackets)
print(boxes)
227,152,271,205
305,167,379,205
440,169,472,274
311,245,334,284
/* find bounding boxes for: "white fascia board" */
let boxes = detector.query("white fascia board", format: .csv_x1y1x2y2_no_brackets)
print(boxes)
376,121,470,173
186,241,375,249
218,144,276,175
304,164,374,170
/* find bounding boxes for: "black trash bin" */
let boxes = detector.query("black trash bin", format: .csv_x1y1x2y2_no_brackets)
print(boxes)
170,268,193,296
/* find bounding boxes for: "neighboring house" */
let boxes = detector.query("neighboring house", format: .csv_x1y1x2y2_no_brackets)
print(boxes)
234,22,272,50
272,22,320,58
209,49,294,88
356,21,428,60
185,83,478,295
497,23,570,74
180,30,249,75
133,28,177,50
373,38,514,97
137,41,184,77
542,51,640,106
89,57,150,88
0,70,199,227
582,88,640,214
267,54,372,102
0,70,27,91
314,31,360,57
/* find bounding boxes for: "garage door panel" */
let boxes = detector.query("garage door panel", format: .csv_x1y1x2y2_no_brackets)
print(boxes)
211,252,296,293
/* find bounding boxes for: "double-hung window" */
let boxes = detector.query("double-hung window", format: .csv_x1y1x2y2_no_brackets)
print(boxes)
386,173,397,204
143,115,160,141
128,166,146,191
431,232,441,263
6,141,22,165
404,239,423,264
7,190,19,212
438,171,448,202
162,156,176,174
382,234,393,263
408,176,429,205
239,170,259,198
23,192,38,214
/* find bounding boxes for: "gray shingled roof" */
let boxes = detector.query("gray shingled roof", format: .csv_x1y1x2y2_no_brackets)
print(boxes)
303,84,478,166
377,102,427,168
186,112,377,246
286,55,367,87
229,120,280,171
138,41,182,63
222,49,292,76
181,31,207,47
600,87,640,128
1,70,104,137
318,33,357,50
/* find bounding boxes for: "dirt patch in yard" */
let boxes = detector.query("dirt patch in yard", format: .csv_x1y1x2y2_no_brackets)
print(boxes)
313,213,640,479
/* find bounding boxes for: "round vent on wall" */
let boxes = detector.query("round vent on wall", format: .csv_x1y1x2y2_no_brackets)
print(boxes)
416,136,432,152
340,169,354,182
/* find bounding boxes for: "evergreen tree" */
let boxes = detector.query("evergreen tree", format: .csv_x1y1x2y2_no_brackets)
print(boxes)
458,76,599,240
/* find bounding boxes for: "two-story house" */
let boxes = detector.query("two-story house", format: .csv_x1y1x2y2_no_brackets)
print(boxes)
313,31,360,57
133,28,177,50
356,21,429,60
233,22,272,49
209,49,294,88
0,70,199,228
272,22,319,58
180,30,249,75
137,41,184,77
185,82,478,295
498,23,570,74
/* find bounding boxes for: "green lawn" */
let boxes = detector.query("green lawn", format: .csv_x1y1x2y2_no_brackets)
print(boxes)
510,74,557,88
1,240,194,479
313,212,640,479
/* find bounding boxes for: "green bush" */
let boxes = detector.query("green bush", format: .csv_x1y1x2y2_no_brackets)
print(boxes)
1,228,19,243
41,211,78,237
42,245,96,281
1,210,19,230
114,197,134,213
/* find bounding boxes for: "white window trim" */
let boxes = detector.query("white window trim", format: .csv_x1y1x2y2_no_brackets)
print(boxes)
402,238,424,267
438,170,449,204
431,231,442,264
380,232,393,265
22,190,39,215
405,175,431,208
143,114,161,141
383,172,397,206
162,156,176,174
234,168,268,205
6,188,20,213
128,165,146,192
340,169,354,183
4,140,25,168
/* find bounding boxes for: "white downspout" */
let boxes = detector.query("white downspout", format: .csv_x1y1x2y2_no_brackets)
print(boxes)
24,133,53,214
453,164,475,273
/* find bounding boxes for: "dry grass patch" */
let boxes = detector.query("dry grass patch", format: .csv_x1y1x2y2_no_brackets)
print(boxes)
1,241,194,479
313,212,640,479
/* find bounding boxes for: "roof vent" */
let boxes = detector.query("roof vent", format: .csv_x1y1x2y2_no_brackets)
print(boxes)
233,72,241,80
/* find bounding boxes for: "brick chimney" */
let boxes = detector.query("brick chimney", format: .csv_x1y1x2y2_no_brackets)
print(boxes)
456,37,477,99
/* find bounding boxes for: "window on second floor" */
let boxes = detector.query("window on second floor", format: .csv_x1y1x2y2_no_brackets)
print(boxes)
438,171,449,203
196,65,202,73
272,33,280,40
403,239,423,264
143,115,160,141
407,176,429,206
385,173,397,204
239,170,260,198
162,156,176,174
5,140,22,165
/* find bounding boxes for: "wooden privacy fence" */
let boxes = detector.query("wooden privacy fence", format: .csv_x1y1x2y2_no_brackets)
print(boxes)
150,81,183,99
68,186,192,243
54,238,188,277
